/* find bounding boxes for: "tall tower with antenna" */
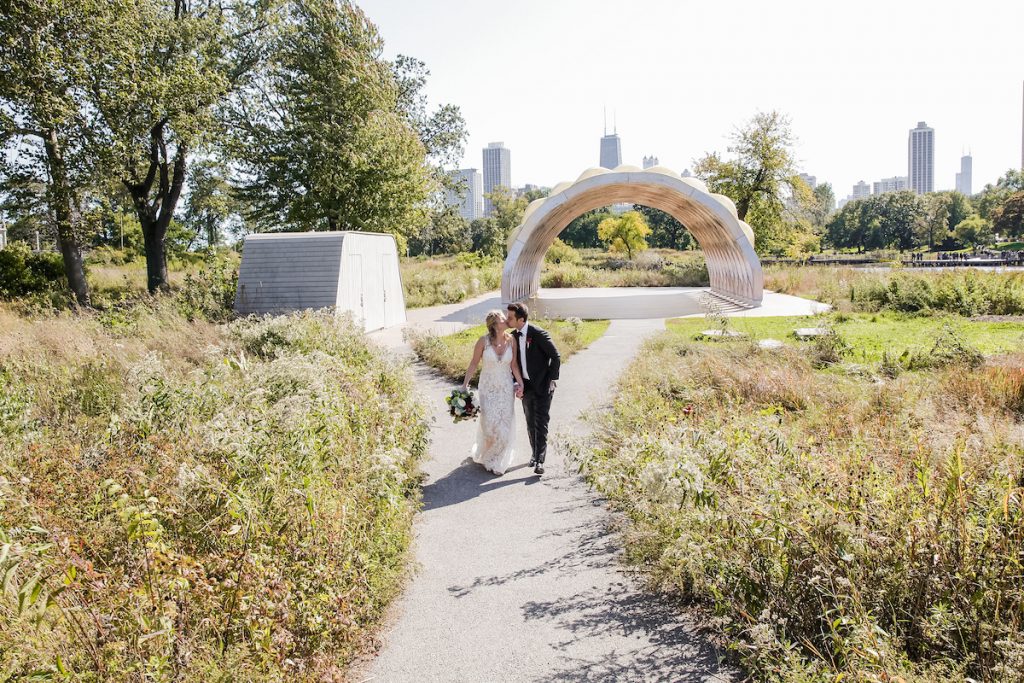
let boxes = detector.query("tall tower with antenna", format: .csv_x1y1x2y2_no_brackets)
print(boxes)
599,108,622,169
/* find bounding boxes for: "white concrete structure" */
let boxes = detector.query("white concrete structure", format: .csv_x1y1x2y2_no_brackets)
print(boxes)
908,121,935,194
234,231,406,332
502,166,763,308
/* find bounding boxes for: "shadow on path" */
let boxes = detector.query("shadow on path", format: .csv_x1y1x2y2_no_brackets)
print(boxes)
523,583,730,682
421,458,539,512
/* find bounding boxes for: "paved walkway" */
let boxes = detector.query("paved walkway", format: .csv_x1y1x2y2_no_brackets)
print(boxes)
361,319,735,682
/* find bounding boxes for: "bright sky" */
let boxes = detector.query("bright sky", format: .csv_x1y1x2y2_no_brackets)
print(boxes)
359,0,1024,199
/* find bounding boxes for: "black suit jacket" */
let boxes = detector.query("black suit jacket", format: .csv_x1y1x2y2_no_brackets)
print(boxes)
516,324,560,394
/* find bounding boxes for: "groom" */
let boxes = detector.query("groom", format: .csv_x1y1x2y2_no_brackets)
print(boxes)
506,302,560,475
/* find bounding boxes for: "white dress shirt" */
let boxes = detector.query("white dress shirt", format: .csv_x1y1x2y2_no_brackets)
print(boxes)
518,322,530,380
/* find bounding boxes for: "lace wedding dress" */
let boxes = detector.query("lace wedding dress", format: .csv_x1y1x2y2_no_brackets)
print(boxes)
472,343,516,474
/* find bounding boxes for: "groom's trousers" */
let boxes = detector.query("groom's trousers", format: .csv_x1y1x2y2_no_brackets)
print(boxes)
521,385,553,464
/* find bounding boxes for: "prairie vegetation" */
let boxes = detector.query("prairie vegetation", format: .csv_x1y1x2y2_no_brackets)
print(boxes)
579,316,1024,680
765,265,1024,316
0,303,428,680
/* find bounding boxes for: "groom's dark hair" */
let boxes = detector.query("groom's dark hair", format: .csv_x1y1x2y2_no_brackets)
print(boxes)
506,302,529,322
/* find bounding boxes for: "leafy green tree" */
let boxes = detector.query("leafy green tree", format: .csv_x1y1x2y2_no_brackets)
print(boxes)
522,187,550,202
954,215,994,251
471,187,527,258
693,111,797,253
561,208,612,248
231,0,462,251
876,191,925,252
598,210,650,259
632,204,693,250
84,0,248,292
810,183,836,227
410,205,470,256
183,159,240,249
991,191,1024,241
975,169,1024,220
0,0,105,304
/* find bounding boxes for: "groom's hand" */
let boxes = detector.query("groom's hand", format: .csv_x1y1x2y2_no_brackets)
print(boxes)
548,380,557,394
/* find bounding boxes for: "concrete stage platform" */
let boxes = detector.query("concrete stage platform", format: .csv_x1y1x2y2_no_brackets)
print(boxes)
369,288,829,351
531,287,828,320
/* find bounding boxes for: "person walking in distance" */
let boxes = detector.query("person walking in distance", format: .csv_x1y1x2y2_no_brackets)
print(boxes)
505,302,561,475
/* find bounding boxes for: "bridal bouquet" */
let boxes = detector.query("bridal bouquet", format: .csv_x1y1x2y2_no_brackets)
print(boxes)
446,388,479,422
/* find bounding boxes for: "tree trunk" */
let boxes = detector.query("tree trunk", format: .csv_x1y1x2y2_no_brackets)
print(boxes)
43,129,91,306
125,122,186,293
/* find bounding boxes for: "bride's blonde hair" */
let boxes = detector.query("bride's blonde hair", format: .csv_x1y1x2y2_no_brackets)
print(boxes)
484,309,506,339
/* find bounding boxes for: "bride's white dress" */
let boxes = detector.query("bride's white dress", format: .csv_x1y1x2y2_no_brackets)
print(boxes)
472,343,516,474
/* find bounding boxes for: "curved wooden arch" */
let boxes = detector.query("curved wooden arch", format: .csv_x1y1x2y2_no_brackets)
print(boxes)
501,166,763,307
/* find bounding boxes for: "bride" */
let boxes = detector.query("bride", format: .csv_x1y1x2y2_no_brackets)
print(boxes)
461,310,524,475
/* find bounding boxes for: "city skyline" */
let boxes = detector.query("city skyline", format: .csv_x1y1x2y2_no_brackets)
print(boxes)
359,0,1023,198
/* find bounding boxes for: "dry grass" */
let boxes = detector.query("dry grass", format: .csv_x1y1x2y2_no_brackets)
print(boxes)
0,304,429,681
580,333,1024,681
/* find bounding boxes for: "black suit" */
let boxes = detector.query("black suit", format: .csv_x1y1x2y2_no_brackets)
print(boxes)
513,324,561,464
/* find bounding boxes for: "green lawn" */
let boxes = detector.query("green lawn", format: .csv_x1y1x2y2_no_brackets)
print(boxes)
410,318,610,383
667,312,1024,363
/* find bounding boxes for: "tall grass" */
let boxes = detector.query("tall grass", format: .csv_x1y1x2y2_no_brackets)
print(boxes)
400,253,502,308
766,266,1024,316
542,249,709,289
0,306,429,681
579,336,1024,681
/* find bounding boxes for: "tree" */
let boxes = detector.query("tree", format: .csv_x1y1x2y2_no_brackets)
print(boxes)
231,0,461,250
991,191,1024,241
410,205,470,256
598,210,650,259
632,204,693,250
561,208,612,248
183,159,240,249
84,0,247,292
0,0,103,304
810,183,836,228
876,191,925,252
472,187,527,258
954,215,994,251
693,111,797,253
975,169,1024,220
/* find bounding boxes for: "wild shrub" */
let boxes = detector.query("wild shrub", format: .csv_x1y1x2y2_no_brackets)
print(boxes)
580,336,1024,681
544,238,582,265
0,242,68,299
0,309,428,680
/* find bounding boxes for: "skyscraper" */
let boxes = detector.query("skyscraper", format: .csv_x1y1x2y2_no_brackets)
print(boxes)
482,142,511,216
955,154,972,196
852,180,871,200
447,169,482,222
642,155,659,169
600,132,622,169
908,121,935,194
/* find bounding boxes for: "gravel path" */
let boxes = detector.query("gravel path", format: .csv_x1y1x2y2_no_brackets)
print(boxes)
361,319,736,682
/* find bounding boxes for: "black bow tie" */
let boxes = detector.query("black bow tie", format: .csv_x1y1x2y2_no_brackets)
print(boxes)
512,330,522,338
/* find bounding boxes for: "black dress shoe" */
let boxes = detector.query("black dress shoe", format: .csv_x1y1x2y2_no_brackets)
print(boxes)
534,464,545,475
528,458,537,468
